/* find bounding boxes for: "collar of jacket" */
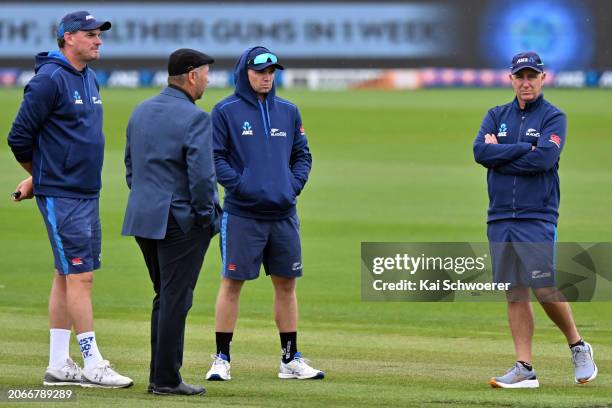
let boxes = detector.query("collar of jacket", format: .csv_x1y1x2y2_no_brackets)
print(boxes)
513,93,544,112
165,84,195,104
35,51,87,76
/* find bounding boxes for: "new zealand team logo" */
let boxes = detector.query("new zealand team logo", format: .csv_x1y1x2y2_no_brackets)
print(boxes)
497,123,507,137
242,121,253,136
270,128,287,137
73,91,83,105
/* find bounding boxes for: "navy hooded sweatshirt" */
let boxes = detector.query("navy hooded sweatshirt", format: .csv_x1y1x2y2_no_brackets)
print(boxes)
7,51,104,198
212,46,312,220
473,94,566,224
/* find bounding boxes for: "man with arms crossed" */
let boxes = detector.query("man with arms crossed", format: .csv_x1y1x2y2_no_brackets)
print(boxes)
473,51,597,388
7,11,132,388
205,46,323,381
123,49,220,396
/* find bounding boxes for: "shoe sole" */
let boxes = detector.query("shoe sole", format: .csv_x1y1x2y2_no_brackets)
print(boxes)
489,378,539,388
43,381,81,386
575,342,598,384
81,381,134,389
206,374,230,381
278,372,325,380
152,389,205,396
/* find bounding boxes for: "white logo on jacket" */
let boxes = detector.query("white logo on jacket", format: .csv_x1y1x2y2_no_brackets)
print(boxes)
242,121,253,135
525,128,540,137
73,90,83,104
270,128,287,137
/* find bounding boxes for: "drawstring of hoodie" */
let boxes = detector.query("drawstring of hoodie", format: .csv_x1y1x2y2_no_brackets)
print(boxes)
81,71,90,108
265,100,272,133
258,100,270,139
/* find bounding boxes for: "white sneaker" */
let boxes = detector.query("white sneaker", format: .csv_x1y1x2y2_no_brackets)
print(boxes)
572,341,598,384
205,354,231,381
278,352,324,380
80,360,133,388
489,362,539,389
43,358,82,386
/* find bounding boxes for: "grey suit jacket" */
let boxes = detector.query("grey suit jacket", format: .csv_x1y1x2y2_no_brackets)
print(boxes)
122,86,220,239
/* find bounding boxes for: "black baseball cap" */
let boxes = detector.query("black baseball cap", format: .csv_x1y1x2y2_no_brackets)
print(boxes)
247,47,284,71
168,48,215,76
510,51,544,74
57,11,111,39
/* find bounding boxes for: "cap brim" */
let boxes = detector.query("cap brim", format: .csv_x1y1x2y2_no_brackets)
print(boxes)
200,54,215,65
82,20,112,32
511,64,543,74
250,62,284,71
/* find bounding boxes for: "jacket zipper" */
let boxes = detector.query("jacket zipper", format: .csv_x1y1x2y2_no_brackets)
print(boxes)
512,110,527,217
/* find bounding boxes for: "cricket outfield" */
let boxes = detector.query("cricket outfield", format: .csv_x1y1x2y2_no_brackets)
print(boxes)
1,88,610,407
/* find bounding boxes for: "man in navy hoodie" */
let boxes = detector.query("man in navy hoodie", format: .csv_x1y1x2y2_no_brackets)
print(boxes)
473,52,597,388
7,11,132,388
205,46,323,381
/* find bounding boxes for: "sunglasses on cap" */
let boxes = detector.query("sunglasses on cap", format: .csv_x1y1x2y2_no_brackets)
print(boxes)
248,52,278,65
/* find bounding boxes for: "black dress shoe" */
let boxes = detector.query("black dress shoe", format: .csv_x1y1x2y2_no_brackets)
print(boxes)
147,383,155,393
152,382,206,396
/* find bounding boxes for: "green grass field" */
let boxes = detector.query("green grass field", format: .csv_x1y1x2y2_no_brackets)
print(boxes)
1,87,611,407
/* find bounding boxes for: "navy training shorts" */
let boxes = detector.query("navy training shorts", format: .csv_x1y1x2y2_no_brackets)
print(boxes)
487,219,557,288
36,196,101,275
220,212,302,280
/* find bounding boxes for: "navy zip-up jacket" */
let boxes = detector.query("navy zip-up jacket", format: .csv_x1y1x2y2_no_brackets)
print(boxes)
212,47,312,220
7,51,104,198
473,94,566,224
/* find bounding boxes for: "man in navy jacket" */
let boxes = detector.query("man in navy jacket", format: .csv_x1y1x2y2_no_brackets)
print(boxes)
205,46,323,381
7,11,132,388
474,52,597,388
122,49,219,396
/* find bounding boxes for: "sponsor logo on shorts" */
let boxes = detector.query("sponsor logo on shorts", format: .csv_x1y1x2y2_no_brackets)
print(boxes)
549,134,562,148
228,263,237,271
292,262,302,271
242,121,253,136
271,128,287,137
71,257,83,266
498,123,507,137
531,270,552,279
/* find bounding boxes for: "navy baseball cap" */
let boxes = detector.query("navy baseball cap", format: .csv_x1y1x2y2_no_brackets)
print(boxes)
510,51,544,74
247,48,284,71
57,11,111,39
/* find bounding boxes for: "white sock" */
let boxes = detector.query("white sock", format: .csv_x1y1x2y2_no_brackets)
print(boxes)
76,331,104,369
49,328,71,369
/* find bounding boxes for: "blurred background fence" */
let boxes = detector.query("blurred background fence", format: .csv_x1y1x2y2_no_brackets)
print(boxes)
1,0,610,89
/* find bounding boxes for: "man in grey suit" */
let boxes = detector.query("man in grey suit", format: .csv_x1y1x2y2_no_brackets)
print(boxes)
122,48,220,396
